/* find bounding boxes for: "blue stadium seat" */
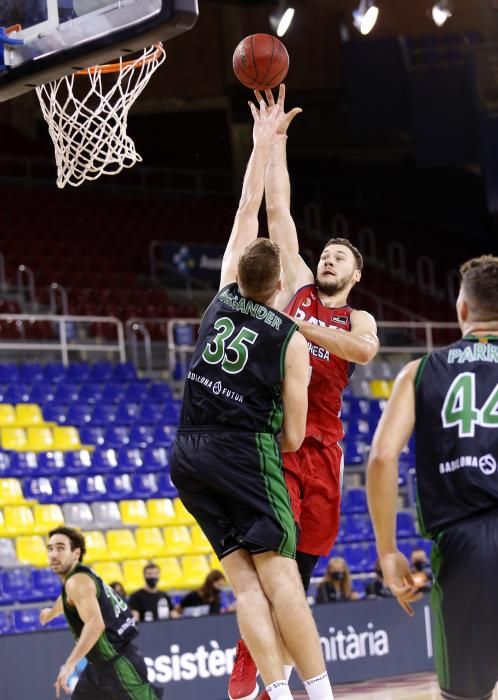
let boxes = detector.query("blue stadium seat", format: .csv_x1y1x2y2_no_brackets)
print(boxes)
364,543,378,571
0,610,13,634
162,404,179,425
345,417,373,441
0,365,20,383
47,615,68,630
131,473,158,499
342,488,367,514
0,452,10,477
2,385,31,403
42,363,66,383
66,363,90,383
148,383,173,404
105,474,133,500
78,383,103,404
312,556,328,577
51,476,81,503
104,426,130,449
140,404,163,424
91,404,118,426
112,362,137,382
416,539,433,557
64,450,93,475
13,607,42,633
125,383,149,404
156,472,178,498
117,448,143,472
129,425,155,449
53,384,80,404
397,512,417,538
37,451,67,476
66,403,93,427
29,384,55,404
398,539,416,559
352,578,367,598
23,477,53,503
89,362,115,383
153,426,175,448
42,402,68,424
80,475,108,501
79,426,106,447
7,452,39,478
142,446,169,471
91,449,118,473
2,568,35,603
115,403,140,425
344,439,366,466
32,568,61,599
101,384,125,404
19,364,45,383
343,544,369,573
343,514,372,543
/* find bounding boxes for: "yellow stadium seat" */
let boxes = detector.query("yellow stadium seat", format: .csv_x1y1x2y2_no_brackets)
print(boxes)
52,426,83,451
163,526,194,556
1,428,28,451
83,531,109,562
0,510,7,537
155,557,183,589
180,555,210,589
0,478,25,505
135,527,166,558
32,504,64,534
120,500,151,527
15,404,44,427
27,427,54,451
0,404,15,427
106,529,138,560
122,559,149,593
146,498,176,527
3,505,35,536
370,379,392,399
16,535,47,567
93,561,123,585
173,498,196,525
190,524,213,555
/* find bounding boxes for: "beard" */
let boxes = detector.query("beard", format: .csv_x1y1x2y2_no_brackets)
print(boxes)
316,272,354,296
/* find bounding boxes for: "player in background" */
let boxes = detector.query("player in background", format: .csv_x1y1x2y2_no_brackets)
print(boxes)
40,526,159,699
228,85,379,700
171,99,335,700
367,255,498,700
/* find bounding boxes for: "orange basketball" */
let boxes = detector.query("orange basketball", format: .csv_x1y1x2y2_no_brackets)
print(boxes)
233,33,289,91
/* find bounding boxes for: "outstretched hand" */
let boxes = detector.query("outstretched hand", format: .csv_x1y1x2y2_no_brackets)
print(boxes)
248,98,282,149
253,84,302,140
380,551,423,616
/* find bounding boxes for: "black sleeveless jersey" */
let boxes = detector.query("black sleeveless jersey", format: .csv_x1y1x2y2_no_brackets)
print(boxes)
62,564,138,664
180,283,298,434
415,335,498,537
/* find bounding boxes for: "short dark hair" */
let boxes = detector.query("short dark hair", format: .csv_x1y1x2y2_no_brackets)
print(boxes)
48,526,86,562
143,562,159,575
238,239,281,302
322,238,363,271
460,255,498,317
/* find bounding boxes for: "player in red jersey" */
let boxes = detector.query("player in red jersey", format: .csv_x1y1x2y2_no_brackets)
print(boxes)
228,85,379,700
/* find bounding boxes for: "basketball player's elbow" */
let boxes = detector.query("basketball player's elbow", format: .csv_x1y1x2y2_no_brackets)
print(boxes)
368,443,399,474
281,422,305,452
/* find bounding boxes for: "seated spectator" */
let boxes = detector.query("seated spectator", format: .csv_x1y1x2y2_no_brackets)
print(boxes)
175,570,229,616
315,557,360,603
410,548,433,592
364,560,392,598
109,581,128,603
128,562,179,622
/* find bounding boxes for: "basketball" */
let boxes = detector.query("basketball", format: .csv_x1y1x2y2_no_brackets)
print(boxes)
233,33,289,91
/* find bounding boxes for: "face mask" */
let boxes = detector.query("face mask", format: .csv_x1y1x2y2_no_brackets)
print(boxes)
331,571,345,581
145,577,159,588
413,561,425,572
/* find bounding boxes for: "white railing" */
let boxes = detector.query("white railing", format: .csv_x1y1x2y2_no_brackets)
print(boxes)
0,314,126,365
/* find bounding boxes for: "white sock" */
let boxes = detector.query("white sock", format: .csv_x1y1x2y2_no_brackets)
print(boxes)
303,671,334,699
266,679,293,699
283,664,293,682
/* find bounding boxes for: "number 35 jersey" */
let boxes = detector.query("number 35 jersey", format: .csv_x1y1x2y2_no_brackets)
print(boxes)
415,335,498,537
179,283,298,434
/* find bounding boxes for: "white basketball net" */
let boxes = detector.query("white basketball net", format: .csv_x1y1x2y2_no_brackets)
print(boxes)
36,44,166,189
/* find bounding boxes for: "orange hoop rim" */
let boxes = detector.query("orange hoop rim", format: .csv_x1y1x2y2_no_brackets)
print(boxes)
76,42,165,76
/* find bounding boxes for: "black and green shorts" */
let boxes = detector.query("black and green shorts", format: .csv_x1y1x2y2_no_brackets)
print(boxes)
170,429,297,560
430,508,498,700
72,644,159,700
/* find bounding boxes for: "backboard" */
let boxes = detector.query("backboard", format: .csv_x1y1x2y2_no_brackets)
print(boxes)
0,0,198,101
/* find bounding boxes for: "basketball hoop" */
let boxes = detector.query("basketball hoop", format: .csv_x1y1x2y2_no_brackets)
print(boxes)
36,44,166,189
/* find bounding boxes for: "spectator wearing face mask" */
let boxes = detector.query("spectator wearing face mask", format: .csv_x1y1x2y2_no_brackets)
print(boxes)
315,557,360,603
364,559,392,598
410,548,433,592
128,562,179,622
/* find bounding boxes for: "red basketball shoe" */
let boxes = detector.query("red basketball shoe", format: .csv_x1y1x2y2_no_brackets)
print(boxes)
228,639,259,700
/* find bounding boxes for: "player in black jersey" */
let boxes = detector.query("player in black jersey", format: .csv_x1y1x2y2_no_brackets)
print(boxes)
367,255,498,700
40,526,158,699
170,100,334,700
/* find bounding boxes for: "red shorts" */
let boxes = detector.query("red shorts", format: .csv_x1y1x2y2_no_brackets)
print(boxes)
283,438,343,557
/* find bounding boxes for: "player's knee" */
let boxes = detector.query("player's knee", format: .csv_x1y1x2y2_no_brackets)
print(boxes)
236,586,268,610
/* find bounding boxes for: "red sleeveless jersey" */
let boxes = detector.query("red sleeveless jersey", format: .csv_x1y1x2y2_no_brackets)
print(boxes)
285,284,354,446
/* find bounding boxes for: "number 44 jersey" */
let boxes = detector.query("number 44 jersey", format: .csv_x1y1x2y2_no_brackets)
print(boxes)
415,335,498,537
179,283,298,434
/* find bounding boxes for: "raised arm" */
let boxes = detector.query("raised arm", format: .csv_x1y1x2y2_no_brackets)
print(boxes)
280,331,309,452
366,360,422,615
219,100,281,290
296,309,379,365
262,85,314,307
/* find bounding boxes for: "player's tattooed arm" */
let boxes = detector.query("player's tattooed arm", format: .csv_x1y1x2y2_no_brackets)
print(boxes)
40,595,64,624
296,309,379,365
219,100,281,290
